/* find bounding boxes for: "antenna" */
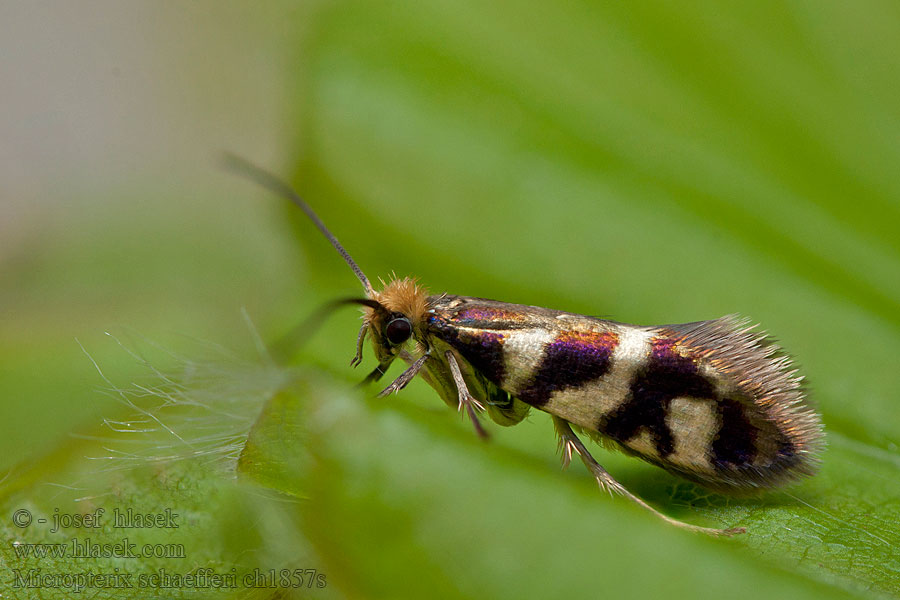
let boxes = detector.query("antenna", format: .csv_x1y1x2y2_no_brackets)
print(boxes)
269,297,384,361
222,153,375,297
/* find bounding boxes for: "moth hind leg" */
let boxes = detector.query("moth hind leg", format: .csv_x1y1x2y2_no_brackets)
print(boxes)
551,417,745,537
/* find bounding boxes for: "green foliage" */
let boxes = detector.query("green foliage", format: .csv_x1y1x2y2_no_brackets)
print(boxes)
3,1,900,598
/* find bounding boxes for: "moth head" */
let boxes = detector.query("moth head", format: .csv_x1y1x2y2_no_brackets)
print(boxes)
364,277,430,363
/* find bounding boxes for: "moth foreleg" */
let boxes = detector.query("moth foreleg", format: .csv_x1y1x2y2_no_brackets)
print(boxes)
350,323,368,367
551,417,745,537
377,353,429,397
445,350,489,440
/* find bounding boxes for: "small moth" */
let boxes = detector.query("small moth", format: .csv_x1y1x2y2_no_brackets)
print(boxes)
227,155,824,537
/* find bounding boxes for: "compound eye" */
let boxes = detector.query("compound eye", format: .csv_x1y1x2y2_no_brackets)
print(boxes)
385,317,412,345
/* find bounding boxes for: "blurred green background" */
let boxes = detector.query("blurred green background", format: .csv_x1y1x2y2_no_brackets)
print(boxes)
2,1,900,599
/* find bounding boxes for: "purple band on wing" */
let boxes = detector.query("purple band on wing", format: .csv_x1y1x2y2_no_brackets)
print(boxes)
649,337,693,371
601,335,760,466
455,307,526,327
601,336,712,459
518,330,618,407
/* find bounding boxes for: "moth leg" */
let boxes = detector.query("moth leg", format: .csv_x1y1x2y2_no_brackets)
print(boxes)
357,360,392,387
350,323,368,367
377,353,429,397
444,350,489,440
551,417,745,537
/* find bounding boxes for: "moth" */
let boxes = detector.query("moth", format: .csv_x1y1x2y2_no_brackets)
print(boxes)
226,155,824,537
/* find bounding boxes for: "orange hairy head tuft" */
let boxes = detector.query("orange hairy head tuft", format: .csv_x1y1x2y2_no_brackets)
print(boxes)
372,276,430,324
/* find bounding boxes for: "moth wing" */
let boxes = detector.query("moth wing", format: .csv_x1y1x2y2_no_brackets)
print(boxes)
635,315,823,491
